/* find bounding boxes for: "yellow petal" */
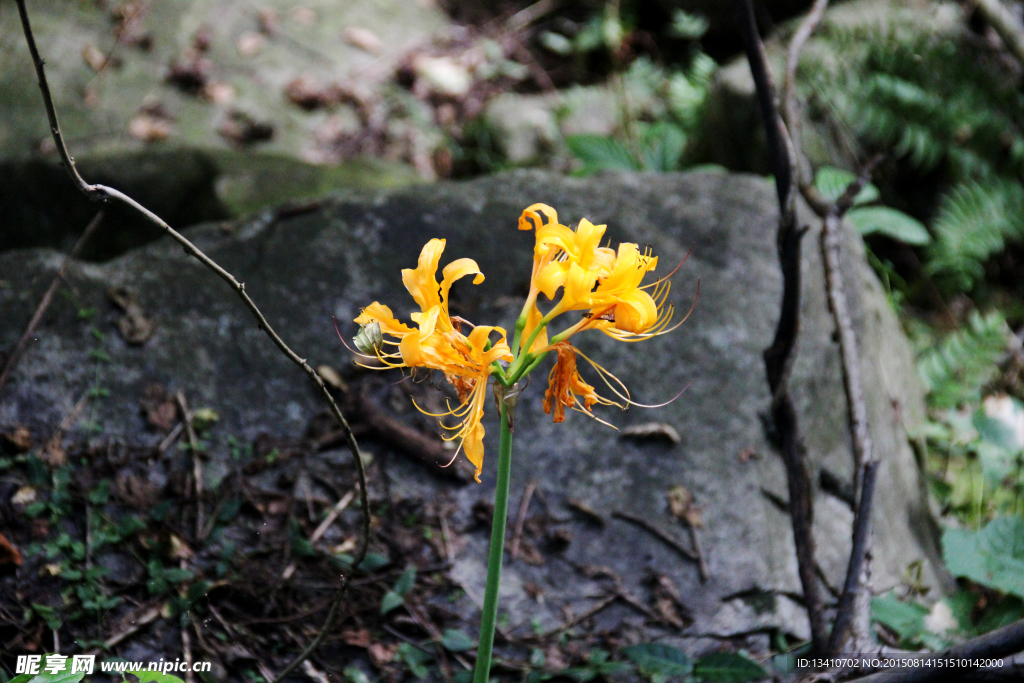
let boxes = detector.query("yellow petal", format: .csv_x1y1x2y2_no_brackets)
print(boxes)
519,203,559,232
440,257,485,313
401,238,445,311
564,261,598,310
535,260,570,300
613,289,659,334
354,302,413,337
418,305,442,338
521,302,549,354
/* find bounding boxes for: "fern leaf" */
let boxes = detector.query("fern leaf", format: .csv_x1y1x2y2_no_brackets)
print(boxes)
928,181,1024,289
917,311,1010,410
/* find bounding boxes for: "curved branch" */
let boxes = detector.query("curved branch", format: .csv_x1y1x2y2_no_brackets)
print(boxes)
14,2,370,678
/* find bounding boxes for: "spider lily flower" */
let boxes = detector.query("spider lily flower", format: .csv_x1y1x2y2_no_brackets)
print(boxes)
515,204,689,423
353,238,512,482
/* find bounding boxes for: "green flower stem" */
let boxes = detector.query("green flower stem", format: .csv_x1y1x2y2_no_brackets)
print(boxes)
473,397,514,683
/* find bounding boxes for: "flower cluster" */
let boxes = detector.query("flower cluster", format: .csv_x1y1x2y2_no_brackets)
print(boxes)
352,203,689,482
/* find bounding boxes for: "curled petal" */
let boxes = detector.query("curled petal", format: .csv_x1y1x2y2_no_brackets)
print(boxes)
402,238,446,311
440,258,485,315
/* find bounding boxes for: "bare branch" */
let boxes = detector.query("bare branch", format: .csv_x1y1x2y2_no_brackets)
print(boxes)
783,0,831,189
0,211,104,393
13,2,371,678
828,460,878,653
736,0,828,654
973,0,1024,68
848,618,1024,683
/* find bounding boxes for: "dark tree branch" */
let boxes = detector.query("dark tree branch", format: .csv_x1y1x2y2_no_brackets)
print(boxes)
828,460,878,653
736,0,827,654
847,619,1024,683
13,2,370,679
0,210,104,393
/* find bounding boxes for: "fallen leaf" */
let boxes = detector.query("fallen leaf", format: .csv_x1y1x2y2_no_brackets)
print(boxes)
565,498,606,527
166,534,193,561
519,542,545,566
237,31,266,58
128,113,172,142
82,44,108,72
621,422,681,444
218,110,274,146
202,81,235,105
650,573,690,628
258,8,279,35
0,533,23,566
108,287,156,344
667,485,703,528
341,629,372,647
368,642,398,668
43,563,62,576
285,77,339,111
1,426,33,453
344,27,383,54
11,486,37,506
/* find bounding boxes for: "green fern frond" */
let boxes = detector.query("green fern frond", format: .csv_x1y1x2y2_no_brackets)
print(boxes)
928,181,1024,289
917,311,1010,410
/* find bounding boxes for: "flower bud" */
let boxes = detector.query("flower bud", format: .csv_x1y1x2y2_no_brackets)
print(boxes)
353,321,384,354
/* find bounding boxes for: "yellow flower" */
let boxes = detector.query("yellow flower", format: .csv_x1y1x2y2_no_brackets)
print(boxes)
350,206,692,480
515,203,689,423
354,239,511,482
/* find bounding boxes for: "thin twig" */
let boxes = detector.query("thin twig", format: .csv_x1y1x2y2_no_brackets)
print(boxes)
176,392,204,540
282,488,356,579
85,603,161,653
12,4,371,679
509,481,537,562
0,211,104,393
783,0,830,189
611,510,698,562
736,0,827,654
685,522,710,583
180,560,195,683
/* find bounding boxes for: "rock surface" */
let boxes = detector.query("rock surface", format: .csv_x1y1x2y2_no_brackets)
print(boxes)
0,169,943,649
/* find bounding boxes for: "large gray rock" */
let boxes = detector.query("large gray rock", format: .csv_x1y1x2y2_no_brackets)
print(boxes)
0,170,943,651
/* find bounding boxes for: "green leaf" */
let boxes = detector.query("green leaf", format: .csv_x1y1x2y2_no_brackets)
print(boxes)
397,643,433,680
814,166,880,206
394,565,417,596
440,628,476,653
161,568,193,584
7,675,34,683
343,668,371,683
566,135,639,174
131,672,186,683
622,643,692,680
847,207,931,245
871,592,928,641
638,122,687,172
692,652,767,682
668,9,709,39
380,590,405,615
943,516,1024,599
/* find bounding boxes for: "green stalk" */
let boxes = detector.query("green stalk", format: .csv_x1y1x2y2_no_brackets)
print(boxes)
473,398,514,683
